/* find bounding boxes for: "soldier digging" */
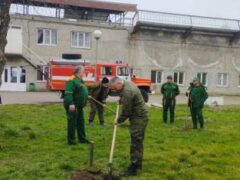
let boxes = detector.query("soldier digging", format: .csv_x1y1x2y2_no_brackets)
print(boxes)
108,77,148,177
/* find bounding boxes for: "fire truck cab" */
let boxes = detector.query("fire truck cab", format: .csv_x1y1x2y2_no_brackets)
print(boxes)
46,58,151,102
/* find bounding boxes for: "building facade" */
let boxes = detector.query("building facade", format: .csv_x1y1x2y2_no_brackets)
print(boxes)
1,0,240,95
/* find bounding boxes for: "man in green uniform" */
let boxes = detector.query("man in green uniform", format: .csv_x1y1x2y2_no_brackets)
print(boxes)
188,77,208,129
63,66,89,145
161,75,180,123
88,77,109,126
109,77,148,177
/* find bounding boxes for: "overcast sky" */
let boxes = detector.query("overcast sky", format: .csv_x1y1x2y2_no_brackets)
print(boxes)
101,0,240,20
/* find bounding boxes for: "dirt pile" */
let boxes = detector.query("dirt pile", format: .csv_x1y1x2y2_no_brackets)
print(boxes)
71,170,121,180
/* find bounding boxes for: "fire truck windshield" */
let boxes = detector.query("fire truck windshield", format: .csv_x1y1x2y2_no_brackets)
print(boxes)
101,66,113,75
117,67,129,76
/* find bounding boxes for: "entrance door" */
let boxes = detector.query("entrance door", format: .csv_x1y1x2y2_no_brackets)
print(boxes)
0,66,26,91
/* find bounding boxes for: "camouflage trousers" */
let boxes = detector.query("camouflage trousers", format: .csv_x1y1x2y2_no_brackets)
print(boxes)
89,101,104,124
129,117,148,167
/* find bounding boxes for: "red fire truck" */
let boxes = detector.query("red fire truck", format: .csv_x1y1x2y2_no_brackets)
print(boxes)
46,58,152,102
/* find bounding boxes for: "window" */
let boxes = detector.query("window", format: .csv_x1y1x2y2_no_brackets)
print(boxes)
151,70,163,84
4,69,8,83
118,67,129,76
239,75,240,87
197,72,208,86
37,28,57,46
101,66,112,76
37,65,47,81
20,68,26,83
217,73,228,87
10,67,18,83
71,31,91,48
173,72,185,85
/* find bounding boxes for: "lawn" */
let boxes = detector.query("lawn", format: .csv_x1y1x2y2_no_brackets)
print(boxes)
0,103,240,180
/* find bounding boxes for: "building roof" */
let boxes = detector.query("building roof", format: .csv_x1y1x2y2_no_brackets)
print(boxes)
13,0,137,12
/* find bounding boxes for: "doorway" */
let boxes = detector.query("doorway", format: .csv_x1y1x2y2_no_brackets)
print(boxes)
0,66,26,91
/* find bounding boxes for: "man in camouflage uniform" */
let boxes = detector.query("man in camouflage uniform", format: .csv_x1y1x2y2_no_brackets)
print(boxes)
109,77,148,176
88,77,109,126
64,66,89,145
188,77,208,129
161,75,180,123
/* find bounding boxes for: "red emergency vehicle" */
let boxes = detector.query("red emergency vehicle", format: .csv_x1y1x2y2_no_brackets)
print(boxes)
46,58,152,102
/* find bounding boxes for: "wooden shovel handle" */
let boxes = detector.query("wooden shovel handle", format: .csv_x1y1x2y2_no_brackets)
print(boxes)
88,96,116,115
109,104,120,164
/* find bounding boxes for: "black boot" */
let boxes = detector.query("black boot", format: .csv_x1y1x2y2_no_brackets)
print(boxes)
100,121,105,126
122,164,139,176
136,164,142,170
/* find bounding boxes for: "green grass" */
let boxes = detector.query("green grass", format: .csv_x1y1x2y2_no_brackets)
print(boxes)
0,104,240,180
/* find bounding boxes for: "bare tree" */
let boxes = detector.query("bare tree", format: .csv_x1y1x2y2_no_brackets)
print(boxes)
0,0,11,86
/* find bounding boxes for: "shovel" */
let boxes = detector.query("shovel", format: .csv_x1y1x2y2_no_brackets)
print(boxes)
107,104,120,180
183,93,191,131
183,105,189,130
88,96,116,115
86,102,120,179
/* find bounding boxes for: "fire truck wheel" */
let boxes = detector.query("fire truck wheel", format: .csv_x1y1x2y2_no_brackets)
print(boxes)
140,89,149,103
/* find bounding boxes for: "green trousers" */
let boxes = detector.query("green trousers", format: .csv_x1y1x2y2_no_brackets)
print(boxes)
163,98,176,123
129,117,148,167
89,101,104,124
191,107,204,129
65,107,88,145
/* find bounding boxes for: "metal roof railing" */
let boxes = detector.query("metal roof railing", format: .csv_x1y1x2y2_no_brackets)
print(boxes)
134,10,240,32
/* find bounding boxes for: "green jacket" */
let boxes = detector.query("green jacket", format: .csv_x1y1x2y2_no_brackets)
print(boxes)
118,81,148,123
189,84,208,108
64,76,88,108
88,83,109,103
161,82,180,99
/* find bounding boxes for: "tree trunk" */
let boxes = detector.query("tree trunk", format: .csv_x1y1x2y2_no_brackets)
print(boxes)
0,0,11,86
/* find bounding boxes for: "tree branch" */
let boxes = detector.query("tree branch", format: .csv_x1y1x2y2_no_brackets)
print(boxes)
0,0,11,86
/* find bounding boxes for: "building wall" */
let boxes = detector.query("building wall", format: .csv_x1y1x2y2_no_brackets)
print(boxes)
129,30,240,95
8,15,131,91
10,15,130,62
6,15,240,95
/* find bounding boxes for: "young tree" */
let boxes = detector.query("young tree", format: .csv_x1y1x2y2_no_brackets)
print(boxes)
0,0,11,86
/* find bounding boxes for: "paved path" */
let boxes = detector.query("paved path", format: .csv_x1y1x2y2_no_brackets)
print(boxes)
0,92,63,105
1,91,240,105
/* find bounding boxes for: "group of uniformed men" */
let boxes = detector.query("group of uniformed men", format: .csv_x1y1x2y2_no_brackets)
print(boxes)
63,66,208,177
161,75,208,129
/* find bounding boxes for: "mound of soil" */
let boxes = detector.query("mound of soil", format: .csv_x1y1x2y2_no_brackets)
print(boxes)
71,170,102,180
71,170,121,180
